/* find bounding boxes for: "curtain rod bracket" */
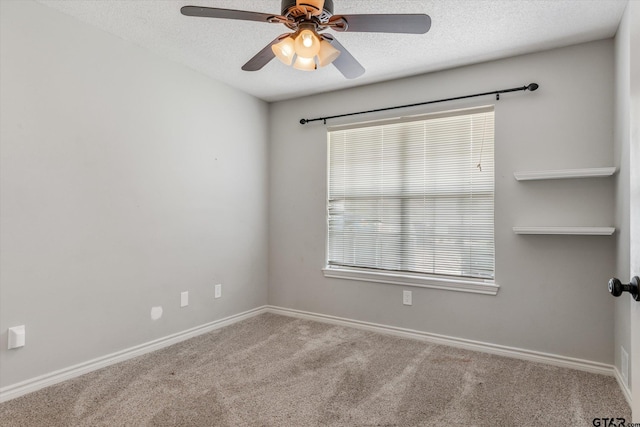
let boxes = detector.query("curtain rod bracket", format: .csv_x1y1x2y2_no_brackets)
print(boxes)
299,82,539,125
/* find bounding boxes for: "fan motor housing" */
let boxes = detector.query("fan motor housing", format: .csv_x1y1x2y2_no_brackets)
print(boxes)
282,0,334,19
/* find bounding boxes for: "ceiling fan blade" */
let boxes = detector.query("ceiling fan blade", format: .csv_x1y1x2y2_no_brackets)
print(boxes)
181,6,281,23
329,14,431,34
323,35,365,79
241,35,289,71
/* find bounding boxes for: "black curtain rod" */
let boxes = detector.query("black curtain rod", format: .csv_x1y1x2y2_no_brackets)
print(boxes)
299,82,539,125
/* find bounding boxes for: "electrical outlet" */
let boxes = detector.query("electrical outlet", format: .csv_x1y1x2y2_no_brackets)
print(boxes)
8,325,25,349
403,290,412,306
621,346,629,385
181,291,189,307
215,284,222,299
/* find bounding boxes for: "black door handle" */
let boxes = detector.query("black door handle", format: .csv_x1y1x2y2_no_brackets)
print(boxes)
608,276,640,301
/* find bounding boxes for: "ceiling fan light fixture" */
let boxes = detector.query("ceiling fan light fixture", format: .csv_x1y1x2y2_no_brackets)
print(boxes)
294,29,321,58
272,36,296,66
317,39,341,67
181,1,431,79
293,55,317,71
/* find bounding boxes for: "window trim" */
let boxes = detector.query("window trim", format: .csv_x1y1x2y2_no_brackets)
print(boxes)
324,105,498,295
322,266,499,296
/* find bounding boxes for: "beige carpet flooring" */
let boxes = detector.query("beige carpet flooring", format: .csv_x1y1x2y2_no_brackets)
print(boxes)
0,313,631,426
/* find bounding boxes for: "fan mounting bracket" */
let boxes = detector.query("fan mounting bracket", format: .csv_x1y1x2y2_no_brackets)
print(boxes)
281,0,334,23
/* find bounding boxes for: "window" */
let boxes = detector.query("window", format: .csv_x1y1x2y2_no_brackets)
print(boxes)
324,106,498,295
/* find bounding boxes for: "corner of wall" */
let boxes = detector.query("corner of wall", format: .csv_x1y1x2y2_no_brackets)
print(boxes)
612,0,632,394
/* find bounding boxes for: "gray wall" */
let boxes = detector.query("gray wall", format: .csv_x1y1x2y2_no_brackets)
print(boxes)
614,1,632,392
0,0,269,387
269,40,617,364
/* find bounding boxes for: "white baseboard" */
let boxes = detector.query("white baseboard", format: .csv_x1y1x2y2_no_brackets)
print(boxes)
0,306,268,403
2,304,627,405
266,305,616,377
614,366,633,407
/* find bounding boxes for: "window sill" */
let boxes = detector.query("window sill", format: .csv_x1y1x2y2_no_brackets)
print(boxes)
322,267,499,296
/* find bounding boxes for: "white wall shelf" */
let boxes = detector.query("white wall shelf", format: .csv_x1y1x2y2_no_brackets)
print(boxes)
513,167,617,181
513,227,615,236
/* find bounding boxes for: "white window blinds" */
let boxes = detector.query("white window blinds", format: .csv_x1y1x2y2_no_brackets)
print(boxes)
327,106,495,280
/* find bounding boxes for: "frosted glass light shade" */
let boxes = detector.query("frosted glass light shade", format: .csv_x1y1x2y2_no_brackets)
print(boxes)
317,40,341,67
272,37,296,66
293,56,316,71
294,29,321,58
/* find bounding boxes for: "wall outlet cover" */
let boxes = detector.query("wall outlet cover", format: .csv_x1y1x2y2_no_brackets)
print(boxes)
403,290,412,306
181,291,189,307
8,325,26,349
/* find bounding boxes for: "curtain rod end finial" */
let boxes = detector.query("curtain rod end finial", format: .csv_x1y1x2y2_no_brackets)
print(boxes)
527,83,539,91
300,119,308,125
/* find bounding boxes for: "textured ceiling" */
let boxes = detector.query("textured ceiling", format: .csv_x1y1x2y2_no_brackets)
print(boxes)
36,0,628,102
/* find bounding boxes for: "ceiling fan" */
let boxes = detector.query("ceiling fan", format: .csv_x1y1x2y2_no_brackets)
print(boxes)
181,0,431,79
